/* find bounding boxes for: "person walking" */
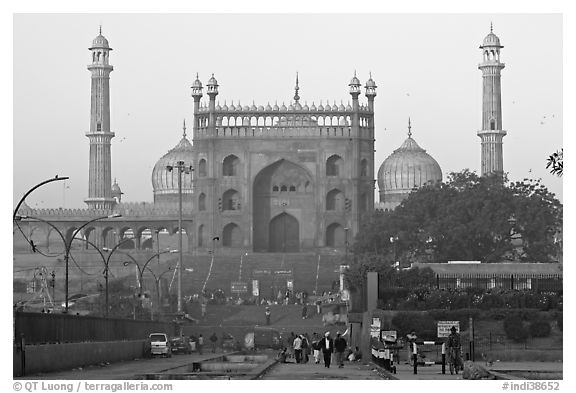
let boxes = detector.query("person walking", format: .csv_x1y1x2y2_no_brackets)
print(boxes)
210,332,218,353
301,334,309,363
265,307,271,325
201,302,207,319
198,334,204,355
319,331,334,368
334,331,347,368
293,334,303,364
302,303,308,319
447,326,462,375
315,299,322,315
312,333,321,364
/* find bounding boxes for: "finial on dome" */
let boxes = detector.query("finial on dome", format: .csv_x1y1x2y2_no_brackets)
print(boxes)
196,72,199,79
182,118,187,138
99,25,102,35
490,22,493,33
408,117,412,138
294,72,300,102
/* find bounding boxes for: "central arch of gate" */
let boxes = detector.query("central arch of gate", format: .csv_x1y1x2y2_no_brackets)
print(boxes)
253,159,315,252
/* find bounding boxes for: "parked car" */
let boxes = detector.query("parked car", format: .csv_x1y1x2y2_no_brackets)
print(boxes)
149,333,171,357
170,336,192,354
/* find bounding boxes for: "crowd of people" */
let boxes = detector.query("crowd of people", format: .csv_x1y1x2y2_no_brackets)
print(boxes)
277,331,361,368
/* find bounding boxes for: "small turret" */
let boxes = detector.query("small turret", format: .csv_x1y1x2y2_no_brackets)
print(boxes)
349,71,361,97
206,73,219,98
191,73,203,101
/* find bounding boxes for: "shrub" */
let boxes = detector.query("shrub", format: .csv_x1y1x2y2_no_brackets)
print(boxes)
391,311,437,340
556,312,563,331
503,315,529,343
529,320,551,338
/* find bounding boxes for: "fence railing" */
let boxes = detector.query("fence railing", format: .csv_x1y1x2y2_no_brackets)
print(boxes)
379,274,562,293
14,312,178,345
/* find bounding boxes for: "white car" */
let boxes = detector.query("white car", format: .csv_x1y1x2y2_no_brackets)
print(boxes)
149,333,171,357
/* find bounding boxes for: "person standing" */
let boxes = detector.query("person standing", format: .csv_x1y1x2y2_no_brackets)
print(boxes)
302,303,308,319
406,330,417,365
334,331,347,368
316,299,322,315
198,334,204,355
293,334,303,363
210,332,218,353
201,302,207,318
319,331,334,368
265,307,271,325
301,334,309,363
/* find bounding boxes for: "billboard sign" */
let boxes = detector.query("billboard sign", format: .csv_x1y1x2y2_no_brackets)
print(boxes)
437,321,460,337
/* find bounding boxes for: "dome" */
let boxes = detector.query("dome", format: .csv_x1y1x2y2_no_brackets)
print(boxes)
482,32,502,47
377,131,442,209
349,75,361,86
207,74,218,86
90,33,110,49
151,134,194,204
365,77,377,88
111,179,122,193
191,75,203,89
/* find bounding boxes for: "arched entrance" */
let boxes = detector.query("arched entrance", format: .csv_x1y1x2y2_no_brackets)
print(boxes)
253,159,315,252
269,212,299,252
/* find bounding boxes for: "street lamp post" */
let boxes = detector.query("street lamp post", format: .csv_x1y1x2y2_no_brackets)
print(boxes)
16,213,121,313
13,176,69,221
144,265,174,319
390,236,399,269
122,249,178,318
344,227,350,265
166,160,193,315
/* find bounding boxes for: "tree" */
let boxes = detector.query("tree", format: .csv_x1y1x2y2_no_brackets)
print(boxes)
354,170,562,264
546,149,563,177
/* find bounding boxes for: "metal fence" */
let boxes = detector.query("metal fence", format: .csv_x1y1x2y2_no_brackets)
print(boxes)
434,274,562,293
378,273,562,293
14,312,178,345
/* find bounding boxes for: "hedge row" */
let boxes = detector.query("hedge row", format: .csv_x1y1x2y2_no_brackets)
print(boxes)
378,287,562,311
388,309,559,341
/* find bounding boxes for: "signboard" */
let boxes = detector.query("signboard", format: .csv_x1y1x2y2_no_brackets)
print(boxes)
253,269,271,276
437,321,460,338
286,279,294,291
370,317,381,338
231,281,248,293
252,280,259,297
381,330,397,342
274,270,293,275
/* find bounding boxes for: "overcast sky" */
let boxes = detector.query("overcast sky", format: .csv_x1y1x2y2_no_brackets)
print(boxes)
13,13,563,208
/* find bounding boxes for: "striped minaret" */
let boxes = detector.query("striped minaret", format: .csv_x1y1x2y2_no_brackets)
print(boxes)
477,24,507,176
85,27,116,209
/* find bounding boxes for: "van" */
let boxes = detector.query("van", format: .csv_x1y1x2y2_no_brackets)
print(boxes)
149,333,171,357
245,326,282,350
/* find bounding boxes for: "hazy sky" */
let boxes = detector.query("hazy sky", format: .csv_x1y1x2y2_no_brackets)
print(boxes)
13,13,563,208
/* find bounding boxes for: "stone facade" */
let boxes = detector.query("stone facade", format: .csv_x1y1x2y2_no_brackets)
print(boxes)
189,73,377,251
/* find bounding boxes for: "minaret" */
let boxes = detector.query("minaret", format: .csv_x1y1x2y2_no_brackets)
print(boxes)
85,27,116,209
477,24,507,176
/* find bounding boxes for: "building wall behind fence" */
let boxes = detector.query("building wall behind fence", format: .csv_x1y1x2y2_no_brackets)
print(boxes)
14,312,178,344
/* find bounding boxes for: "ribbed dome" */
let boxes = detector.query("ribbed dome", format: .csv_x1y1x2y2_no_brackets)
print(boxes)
151,135,194,201
90,34,110,49
482,32,502,47
378,133,442,206
111,179,122,193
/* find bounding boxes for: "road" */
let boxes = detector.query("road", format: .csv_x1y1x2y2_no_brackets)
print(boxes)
259,360,390,380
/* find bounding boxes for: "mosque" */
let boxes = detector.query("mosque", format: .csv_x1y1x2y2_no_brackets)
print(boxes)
15,26,507,256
